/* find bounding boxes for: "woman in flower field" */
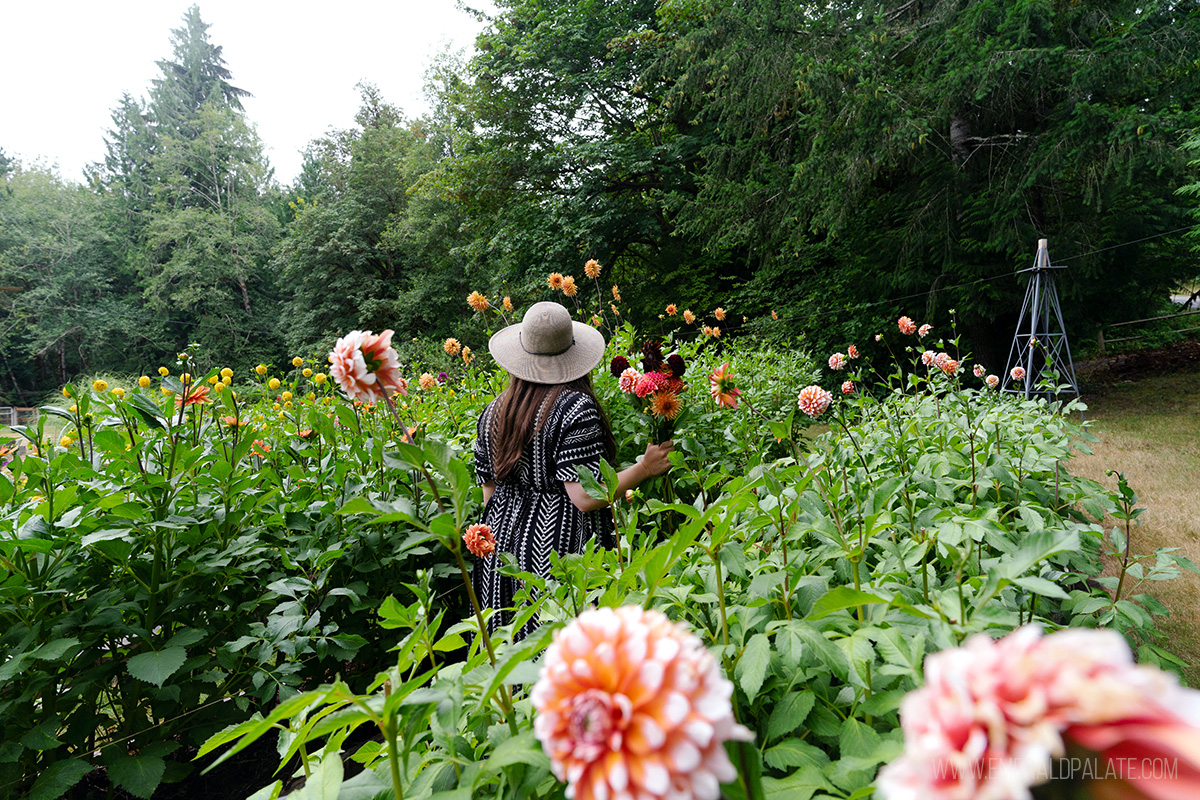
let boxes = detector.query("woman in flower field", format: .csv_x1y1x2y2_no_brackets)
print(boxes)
475,301,674,634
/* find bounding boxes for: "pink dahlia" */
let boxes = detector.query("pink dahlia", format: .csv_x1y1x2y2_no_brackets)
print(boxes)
709,362,740,408
940,359,959,375
531,606,753,800
635,372,667,399
1011,366,1027,381
918,323,932,338
921,350,936,367
848,344,860,359
878,626,1200,800
619,368,640,394
841,380,854,395
933,352,950,369
899,316,917,335
973,364,986,378
463,523,496,558
329,330,405,404
797,385,833,418
828,352,847,371
986,374,999,388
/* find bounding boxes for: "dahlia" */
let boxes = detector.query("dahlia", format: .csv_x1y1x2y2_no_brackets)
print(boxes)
463,347,474,365
463,523,496,558
797,385,833,418
618,368,640,394
1011,366,1026,381
612,285,621,302
877,626,1200,800
649,391,682,420
666,354,686,378
635,372,667,399
709,362,740,409
829,352,847,371
771,310,778,320
714,307,726,321
683,309,696,324
933,352,950,369
610,355,631,379
531,607,754,800
562,276,578,297
468,291,490,312
841,380,854,395
329,330,406,404
898,316,917,335
848,344,859,359
548,273,565,291
918,323,932,338
584,258,602,279
176,385,210,408
666,303,677,316
292,357,304,368
986,374,999,388
973,364,986,378
444,338,462,357
92,380,108,392
940,359,959,375
419,373,436,391
503,296,514,312
921,351,936,367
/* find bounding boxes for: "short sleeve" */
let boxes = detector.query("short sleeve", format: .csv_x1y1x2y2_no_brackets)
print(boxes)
475,402,495,484
554,395,609,485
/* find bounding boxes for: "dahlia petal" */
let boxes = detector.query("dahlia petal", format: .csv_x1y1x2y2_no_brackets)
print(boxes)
683,719,715,748
653,636,680,663
690,769,720,800
609,753,629,791
663,692,689,727
641,759,670,796
669,740,701,772
635,660,664,696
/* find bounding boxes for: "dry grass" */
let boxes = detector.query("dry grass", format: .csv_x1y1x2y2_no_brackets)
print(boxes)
1070,369,1200,683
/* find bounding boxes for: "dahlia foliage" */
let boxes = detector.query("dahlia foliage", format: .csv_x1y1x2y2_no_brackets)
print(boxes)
531,606,754,800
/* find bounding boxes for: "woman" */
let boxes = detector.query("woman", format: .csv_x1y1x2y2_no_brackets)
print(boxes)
474,301,673,635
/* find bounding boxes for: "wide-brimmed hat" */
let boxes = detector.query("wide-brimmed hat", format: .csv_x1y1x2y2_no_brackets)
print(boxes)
488,301,606,384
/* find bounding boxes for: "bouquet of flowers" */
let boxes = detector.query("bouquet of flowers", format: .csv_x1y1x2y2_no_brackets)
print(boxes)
610,340,687,443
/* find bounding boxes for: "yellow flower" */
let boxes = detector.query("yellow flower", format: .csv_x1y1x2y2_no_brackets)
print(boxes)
612,284,621,302
213,383,224,393
281,391,293,402
181,373,192,384
255,364,267,376
161,388,173,396
561,275,577,297
61,387,71,398
307,392,316,401
92,379,108,392
448,388,456,396
443,338,461,357
463,346,474,365
69,404,78,413
222,375,232,386
207,375,219,384
220,367,233,378
158,366,169,377
284,401,293,409
314,373,327,385
547,272,565,291
60,436,74,448
138,376,151,388
468,290,490,311
503,296,513,312
292,357,304,368
113,387,125,399
272,403,281,411
268,378,281,391
302,368,312,378
584,258,602,279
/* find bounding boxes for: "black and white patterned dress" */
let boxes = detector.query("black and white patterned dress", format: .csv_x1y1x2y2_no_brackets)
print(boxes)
473,390,615,635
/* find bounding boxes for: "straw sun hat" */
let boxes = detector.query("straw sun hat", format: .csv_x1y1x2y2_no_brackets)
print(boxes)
488,301,606,385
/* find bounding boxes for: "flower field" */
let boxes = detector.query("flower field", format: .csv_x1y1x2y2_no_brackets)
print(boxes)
0,309,1195,800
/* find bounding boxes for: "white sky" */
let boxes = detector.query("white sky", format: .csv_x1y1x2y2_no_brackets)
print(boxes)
0,1,489,185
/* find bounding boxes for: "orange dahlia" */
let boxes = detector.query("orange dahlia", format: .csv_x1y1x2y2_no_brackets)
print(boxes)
419,372,437,391
443,338,462,357
665,303,677,316
714,307,726,321
898,316,917,335
584,258,602,279
649,391,682,420
548,272,565,291
683,309,696,324
176,385,210,408
463,523,496,558
709,362,740,408
531,607,753,800
503,296,514,312
562,275,578,297
468,291,490,312
611,284,621,302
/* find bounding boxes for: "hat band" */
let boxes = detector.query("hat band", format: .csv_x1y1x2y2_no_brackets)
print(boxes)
520,331,575,357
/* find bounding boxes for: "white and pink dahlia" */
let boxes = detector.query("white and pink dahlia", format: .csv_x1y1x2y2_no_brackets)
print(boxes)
328,330,405,404
973,364,986,378
921,350,936,367
986,374,999,388
848,344,860,359
898,316,917,335
918,323,932,338
531,606,753,800
618,368,640,394
1011,366,1027,381
940,359,959,376
841,380,854,395
877,626,1200,800
828,352,847,371
797,385,833,418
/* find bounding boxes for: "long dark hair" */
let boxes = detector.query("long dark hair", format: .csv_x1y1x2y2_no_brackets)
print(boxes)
489,373,616,482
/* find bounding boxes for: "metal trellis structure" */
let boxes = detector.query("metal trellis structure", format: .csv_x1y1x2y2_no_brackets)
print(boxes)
1002,238,1079,400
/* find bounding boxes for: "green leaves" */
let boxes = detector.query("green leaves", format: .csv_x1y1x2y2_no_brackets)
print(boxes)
126,647,187,687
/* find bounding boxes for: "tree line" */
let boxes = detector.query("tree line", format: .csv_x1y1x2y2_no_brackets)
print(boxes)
2,0,1198,405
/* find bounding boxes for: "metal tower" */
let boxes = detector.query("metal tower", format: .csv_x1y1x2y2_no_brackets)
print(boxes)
1002,238,1079,400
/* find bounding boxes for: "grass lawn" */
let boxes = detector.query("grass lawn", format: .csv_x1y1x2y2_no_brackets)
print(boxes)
1071,365,1200,684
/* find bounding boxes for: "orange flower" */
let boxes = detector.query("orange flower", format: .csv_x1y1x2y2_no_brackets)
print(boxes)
665,303,677,316
221,415,245,427
419,372,437,391
649,391,682,420
548,272,565,291
467,291,490,312
561,275,578,297
611,284,621,302
610,303,620,316
503,296,514,312
462,346,474,365
771,310,778,320
714,307,726,321
443,338,462,357
329,330,406,404
176,385,210,408
298,429,313,438
709,362,740,408
463,523,496,558
683,309,696,324
584,258,602,279
531,607,753,800
252,440,270,457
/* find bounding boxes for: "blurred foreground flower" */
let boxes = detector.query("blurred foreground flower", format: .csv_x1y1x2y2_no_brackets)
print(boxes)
878,625,1200,800
709,362,740,408
329,330,405,404
531,606,753,800
176,385,210,408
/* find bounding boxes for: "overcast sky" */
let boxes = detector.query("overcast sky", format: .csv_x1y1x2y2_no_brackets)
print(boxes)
1,1,488,185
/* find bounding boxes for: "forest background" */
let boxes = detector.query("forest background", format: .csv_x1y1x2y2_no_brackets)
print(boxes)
2,0,1200,405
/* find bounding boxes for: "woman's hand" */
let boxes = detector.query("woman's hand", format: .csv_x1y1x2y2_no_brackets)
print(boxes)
639,439,674,478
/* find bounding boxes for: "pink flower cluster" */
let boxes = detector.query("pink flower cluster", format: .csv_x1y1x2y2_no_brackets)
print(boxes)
531,606,753,800
877,626,1200,800
797,385,833,417
328,330,406,404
